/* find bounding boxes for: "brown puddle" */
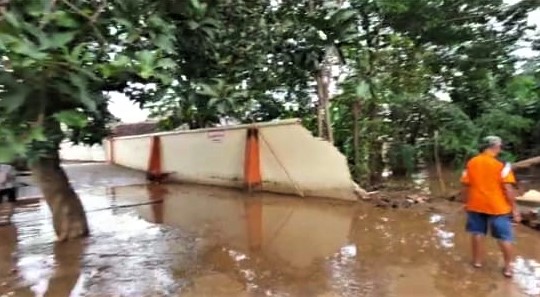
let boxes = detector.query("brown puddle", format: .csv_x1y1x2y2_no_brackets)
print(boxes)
0,164,539,297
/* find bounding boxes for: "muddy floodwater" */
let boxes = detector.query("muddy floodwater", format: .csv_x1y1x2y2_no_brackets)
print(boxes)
0,164,539,297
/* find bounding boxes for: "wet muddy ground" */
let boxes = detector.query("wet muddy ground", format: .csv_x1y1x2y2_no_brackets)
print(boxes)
0,163,539,297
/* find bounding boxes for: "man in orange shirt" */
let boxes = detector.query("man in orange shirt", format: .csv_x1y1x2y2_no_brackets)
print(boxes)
461,136,521,278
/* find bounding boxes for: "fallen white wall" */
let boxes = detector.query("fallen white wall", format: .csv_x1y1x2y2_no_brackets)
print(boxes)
106,119,359,200
59,142,106,162
112,137,151,172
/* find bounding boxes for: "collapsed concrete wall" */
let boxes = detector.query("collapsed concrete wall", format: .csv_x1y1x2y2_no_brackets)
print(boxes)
59,142,106,162
105,119,363,201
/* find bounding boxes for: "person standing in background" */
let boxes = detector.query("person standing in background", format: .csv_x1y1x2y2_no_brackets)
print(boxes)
0,163,17,226
460,136,521,278
0,163,17,204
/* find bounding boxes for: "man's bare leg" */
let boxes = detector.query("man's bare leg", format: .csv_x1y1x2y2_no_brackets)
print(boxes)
471,234,484,267
498,240,513,277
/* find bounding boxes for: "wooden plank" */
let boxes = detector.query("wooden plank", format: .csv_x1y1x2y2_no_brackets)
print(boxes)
512,156,540,170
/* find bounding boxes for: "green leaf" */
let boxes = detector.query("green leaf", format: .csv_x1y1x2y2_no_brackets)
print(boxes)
156,73,173,85
113,17,133,30
46,31,77,49
157,58,176,69
2,12,20,28
70,43,87,61
0,33,18,44
11,39,47,60
140,67,154,79
154,34,175,53
0,85,30,112
148,15,168,28
136,50,156,66
197,83,219,98
200,18,220,28
135,50,157,78
187,20,200,30
208,97,219,106
69,74,97,111
27,1,46,17
27,126,47,142
0,146,17,163
22,22,49,46
190,0,206,13
53,110,88,128
356,81,371,98
217,103,226,114
126,32,140,43
201,27,216,40
52,11,80,28
112,54,132,67
331,9,356,24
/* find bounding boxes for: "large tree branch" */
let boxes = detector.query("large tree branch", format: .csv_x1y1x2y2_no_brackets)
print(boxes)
61,0,107,45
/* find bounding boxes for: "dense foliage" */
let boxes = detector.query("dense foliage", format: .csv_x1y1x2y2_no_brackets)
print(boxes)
146,0,540,184
0,0,178,162
1,0,539,187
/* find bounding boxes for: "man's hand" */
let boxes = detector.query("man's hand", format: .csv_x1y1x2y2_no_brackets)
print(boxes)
512,210,522,224
460,186,469,203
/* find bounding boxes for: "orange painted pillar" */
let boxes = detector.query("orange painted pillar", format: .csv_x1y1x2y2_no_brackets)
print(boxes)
107,137,115,164
244,128,262,192
109,186,118,215
244,199,263,252
146,184,166,224
147,136,162,180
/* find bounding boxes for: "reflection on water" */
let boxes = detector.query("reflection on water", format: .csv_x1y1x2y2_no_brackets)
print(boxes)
514,257,540,296
385,167,463,197
130,185,356,278
0,163,539,296
405,166,540,198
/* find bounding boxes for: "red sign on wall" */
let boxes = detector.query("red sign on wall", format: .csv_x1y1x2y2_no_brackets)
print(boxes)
207,130,225,143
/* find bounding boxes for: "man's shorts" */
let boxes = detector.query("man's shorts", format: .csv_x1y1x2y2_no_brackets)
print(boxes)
466,211,513,242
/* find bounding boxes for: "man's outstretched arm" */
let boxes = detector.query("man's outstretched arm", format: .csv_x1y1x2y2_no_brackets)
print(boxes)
504,184,521,223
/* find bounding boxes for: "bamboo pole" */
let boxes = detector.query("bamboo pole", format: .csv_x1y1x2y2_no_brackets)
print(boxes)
512,156,540,170
259,132,305,197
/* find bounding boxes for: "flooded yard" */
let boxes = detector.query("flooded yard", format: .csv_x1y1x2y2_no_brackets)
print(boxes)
0,164,539,297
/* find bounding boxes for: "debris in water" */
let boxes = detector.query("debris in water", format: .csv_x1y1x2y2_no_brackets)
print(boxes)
182,273,248,297
429,214,444,224
407,194,429,204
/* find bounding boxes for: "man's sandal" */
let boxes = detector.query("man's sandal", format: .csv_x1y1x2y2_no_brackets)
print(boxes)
472,263,483,269
502,267,513,278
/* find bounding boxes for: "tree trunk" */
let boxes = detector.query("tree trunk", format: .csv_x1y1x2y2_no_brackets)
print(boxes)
31,151,89,241
321,68,334,144
369,140,384,185
352,100,361,175
315,72,326,139
317,105,325,139
324,98,334,144
315,70,334,143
